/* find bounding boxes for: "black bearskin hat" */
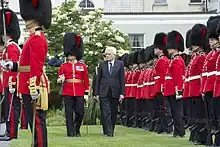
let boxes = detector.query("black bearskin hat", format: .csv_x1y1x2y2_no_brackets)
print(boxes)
138,49,145,64
133,51,139,64
63,32,84,60
166,30,184,52
19,0,52,29
207,16,220,39
122,53,129,67
185,29,191,49
0,9,20,42
190,24,208,48
154,32,167,50
127,53,134,66
144,45,155,62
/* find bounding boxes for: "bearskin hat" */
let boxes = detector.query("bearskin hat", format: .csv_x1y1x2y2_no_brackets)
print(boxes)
137,49,145,64
127,53,134,66
122,53,129,67
154,32,167,50
166,30,184,52
207,16,220,39
19,0,52,29
216,19,220,36
0,9,20,42
133,51,139,64
185,29,191,49
144,45,155,62
190,24,208,48
63,32,84,60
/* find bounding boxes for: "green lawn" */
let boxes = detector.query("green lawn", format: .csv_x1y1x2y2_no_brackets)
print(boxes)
11,125,204,147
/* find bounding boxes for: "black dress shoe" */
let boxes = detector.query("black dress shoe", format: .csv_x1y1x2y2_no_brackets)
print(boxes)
74,133,81,137
0,136,11,141
106,134,113,137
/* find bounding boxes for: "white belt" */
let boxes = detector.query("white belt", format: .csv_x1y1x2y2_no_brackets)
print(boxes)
207,71,216,77
137,85,144,88
144,82,155,86
185,78,190,82
125,84,137,87
165,76,172,80
154,76,160,80
188,75,201,81
202,72,208,77
216,71,220,76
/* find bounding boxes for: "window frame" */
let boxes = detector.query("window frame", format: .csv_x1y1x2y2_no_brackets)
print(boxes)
78,0,95,10
128,34,145,51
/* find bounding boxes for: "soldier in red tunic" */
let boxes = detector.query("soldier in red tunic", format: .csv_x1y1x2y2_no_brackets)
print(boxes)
0,9,21,141
182,29,192,129
187,24,209,145
210,18,220,146
57,32,89,137
1,0,52,146
201,16,220,146
164,30,186,137
152,32,169,134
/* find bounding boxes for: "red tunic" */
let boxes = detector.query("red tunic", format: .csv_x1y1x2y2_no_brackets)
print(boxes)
58,62,90,96
3,41,20,88
130,71,140,98
204,51,218,92
188,52,206,97
18,31,48,94
200,50,214,93
164,55,185,97
136,70,145,99
213,52,220,97
153,56,169,94
183,67,189,99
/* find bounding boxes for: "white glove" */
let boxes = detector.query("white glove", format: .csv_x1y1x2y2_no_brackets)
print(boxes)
31,93,40,100
84,95,89,101
1,60,13,70
176,95,182,100
58,74,65,83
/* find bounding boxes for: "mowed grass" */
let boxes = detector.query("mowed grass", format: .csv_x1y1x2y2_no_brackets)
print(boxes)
10,125,203,147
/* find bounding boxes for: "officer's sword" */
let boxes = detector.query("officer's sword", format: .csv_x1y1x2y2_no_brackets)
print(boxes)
7,89,15,121
31,99,37,147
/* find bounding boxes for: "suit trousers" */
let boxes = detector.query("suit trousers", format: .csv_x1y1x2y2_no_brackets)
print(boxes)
100,88,119,136
22,94,47,147
4,88,21,139
63,96,84,136
166,95,185,137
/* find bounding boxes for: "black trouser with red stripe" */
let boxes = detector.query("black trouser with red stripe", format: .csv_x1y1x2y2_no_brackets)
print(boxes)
20,102,28,129
63,96,84,137
4,88,21,139
22,94,47,147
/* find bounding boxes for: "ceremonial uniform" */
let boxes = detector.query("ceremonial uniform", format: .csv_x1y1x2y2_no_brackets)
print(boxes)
164,31,186,137
0,9,21,141
58,61,89,137
1,1,52,146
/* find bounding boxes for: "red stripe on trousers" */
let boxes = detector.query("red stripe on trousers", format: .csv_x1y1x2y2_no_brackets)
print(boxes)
35,111,43,147
9,93,15,138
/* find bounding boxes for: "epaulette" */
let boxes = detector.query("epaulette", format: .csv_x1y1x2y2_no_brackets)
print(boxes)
200,52,205,56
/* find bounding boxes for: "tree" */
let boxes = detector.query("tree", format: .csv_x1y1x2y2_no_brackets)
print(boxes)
45,0,131,108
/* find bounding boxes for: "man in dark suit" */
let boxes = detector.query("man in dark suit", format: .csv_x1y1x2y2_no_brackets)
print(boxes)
96,46,125,137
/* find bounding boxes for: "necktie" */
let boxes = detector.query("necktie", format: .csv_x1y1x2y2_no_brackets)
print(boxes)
109,62,112,74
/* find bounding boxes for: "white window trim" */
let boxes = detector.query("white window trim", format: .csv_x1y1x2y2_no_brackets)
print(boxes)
128,34,145,51
79,0,95,9
153,0,168,5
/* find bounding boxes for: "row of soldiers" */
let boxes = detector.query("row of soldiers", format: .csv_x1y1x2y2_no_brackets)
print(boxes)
119,15,220,146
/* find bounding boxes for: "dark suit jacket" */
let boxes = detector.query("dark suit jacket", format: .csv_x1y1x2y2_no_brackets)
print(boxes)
95,60,125,98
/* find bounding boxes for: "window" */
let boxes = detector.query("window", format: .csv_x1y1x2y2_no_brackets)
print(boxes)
128,34,144,51
190,0,202,3
79,0,95,8
154,0,167,4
